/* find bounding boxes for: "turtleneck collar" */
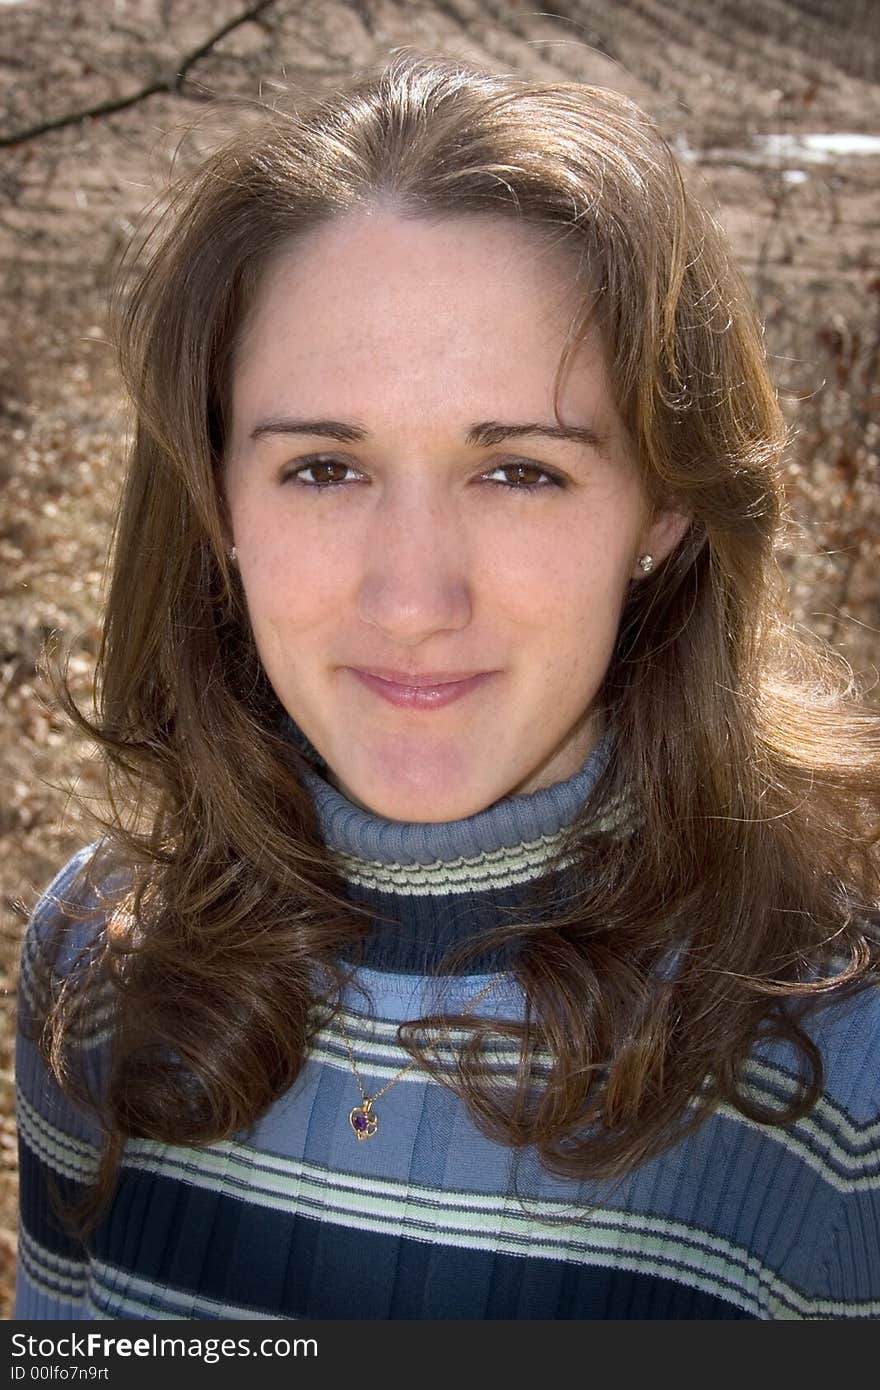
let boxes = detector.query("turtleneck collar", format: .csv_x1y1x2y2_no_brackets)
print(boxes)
281,718,621,974
283,716,615,871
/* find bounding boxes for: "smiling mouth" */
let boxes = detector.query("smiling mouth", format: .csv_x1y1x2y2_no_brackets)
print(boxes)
347,668,496,710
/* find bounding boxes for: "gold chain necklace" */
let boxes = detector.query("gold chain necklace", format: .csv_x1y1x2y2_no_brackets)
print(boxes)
338,975,502,1140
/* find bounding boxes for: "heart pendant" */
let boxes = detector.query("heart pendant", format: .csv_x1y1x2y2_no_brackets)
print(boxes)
350,1101,378,1140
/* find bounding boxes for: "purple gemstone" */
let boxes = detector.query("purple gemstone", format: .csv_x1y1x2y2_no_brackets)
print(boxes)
354,1113,368,1131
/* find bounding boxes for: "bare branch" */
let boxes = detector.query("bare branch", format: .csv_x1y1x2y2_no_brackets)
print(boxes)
0,0,278,150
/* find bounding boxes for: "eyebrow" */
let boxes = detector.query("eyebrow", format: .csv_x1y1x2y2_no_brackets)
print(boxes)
251,418,367,444
249,417,608,452
468,420,607,452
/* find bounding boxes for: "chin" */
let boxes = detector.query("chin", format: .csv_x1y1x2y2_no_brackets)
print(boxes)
334,775,495,824
371,796,488,825
323,735,502,822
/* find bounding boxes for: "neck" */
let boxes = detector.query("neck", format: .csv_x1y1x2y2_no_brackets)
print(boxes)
283,718,624,974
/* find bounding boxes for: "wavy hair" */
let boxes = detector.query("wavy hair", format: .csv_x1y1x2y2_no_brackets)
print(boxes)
40,50,880,1222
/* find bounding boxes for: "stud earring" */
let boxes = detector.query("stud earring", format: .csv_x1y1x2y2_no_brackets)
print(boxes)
229,546,237,562
637,554,654,574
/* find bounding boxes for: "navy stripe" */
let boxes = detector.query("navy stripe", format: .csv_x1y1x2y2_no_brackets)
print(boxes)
18,1138,88,1261
88,1167,753,1319
337,879,526,974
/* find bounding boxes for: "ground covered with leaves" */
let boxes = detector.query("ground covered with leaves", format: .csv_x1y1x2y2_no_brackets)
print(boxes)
1,0,878,1319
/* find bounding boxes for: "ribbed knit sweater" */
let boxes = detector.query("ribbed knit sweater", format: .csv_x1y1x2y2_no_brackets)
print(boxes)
14,736,880,1320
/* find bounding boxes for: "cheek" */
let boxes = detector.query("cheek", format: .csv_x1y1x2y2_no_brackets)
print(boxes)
495,516,635,631
236,518,355,641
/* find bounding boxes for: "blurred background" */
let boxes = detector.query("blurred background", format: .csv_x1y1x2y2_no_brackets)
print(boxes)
1,0,878,1318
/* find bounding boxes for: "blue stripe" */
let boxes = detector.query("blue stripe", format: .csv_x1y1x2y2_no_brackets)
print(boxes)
89,1167,752,1319
17,1139,88,1261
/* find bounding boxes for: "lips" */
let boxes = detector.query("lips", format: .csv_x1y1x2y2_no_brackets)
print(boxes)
348,668,495,710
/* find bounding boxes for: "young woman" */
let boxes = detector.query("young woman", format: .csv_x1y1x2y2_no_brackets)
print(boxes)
16,51,880,1321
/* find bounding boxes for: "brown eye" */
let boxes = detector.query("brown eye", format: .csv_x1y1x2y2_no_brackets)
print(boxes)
485,462,564,492
284,457,359,488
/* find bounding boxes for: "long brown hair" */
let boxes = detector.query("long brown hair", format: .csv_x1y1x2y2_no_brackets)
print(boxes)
41,50,880,1219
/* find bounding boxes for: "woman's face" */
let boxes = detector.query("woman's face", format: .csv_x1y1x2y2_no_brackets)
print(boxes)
225,210,688,822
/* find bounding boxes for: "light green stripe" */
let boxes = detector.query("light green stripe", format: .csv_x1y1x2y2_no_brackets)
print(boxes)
19,936,115,1049
335,835,572,894
713,1100,880,1186
16,1086,100,1181
743,1058,880,1145
114,1138,814,1316
87,1259,282,1321
19,1229,86,1300
19,1224,86,1279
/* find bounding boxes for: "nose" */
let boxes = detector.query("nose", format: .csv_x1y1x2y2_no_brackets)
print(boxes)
357,478,473,645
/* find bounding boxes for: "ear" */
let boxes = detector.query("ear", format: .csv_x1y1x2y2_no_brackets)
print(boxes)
633,506,692,577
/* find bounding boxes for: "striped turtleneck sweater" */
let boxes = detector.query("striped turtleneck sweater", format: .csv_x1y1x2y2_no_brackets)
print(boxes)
14,734,880,1320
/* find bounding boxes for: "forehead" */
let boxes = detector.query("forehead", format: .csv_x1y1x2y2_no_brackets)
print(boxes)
246,208,583,318
230,210,611,429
